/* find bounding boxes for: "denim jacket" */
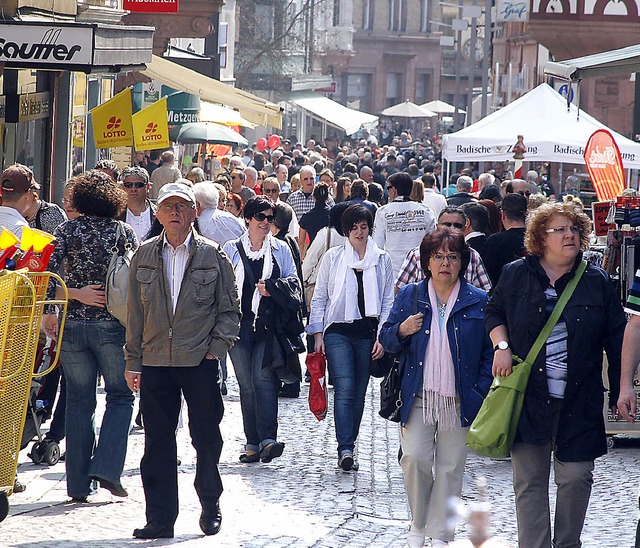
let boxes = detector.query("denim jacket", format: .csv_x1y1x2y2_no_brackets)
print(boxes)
380,279,494,426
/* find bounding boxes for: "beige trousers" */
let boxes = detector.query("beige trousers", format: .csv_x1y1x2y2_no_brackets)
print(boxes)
400,398,469,542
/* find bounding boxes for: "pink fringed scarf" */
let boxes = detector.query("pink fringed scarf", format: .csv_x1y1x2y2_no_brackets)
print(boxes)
422,278,460,430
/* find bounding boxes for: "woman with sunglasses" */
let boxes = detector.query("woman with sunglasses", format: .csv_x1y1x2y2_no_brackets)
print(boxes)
223,196,302,464
380,227,493,547
308,204,394,472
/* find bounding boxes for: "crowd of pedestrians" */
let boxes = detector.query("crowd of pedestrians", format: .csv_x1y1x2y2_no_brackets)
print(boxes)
4,132,637,547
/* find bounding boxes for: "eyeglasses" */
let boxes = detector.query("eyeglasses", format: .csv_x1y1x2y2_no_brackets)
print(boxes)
159,202,194,212
546,225,581,235
263,187,279,194
439,221,465,230
253,212,275,223
231,175,240,179
123,181,146,189
431,253,461,263
517,190,531,197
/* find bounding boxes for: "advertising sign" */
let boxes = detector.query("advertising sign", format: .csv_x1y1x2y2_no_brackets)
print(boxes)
18,92,50,122
584,129,626,202
91,89,134,149
123,0,179,13
591,201,616,237
496,0,529,21
132,97,170,150
0,23,94,66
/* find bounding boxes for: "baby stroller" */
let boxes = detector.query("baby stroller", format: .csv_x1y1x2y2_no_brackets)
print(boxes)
22,338,63,466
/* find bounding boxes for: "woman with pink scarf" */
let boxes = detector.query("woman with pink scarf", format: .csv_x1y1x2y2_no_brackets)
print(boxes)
380,227,493,548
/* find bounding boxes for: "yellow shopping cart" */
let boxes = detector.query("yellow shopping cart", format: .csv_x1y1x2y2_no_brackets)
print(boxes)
0,270,67,522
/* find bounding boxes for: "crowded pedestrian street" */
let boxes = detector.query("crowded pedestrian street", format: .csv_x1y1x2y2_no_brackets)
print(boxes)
3,371,639,547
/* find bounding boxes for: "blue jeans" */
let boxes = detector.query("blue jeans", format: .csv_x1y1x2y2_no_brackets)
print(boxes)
228,324,282,452
324,332,374,456
61,319,134,498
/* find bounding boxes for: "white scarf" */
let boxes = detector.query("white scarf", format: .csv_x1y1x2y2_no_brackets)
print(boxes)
326,236,383,324
422,278,460,431
233,230,274,323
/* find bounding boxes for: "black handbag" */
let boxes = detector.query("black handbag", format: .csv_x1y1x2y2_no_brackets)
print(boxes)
370,352,396,378
379,283,419,422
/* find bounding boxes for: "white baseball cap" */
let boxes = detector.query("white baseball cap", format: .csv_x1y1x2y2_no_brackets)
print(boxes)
157,182,196,205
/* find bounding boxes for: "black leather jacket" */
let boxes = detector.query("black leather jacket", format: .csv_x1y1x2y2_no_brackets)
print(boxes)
485,254,625,462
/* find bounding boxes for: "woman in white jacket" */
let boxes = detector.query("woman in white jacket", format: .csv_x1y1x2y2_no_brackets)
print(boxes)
308,204,394,471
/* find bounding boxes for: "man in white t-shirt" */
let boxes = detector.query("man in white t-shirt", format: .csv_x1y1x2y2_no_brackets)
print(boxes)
373,172,437,276
421,173,447,218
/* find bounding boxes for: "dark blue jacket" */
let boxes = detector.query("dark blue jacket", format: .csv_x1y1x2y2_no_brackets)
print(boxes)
380,279,494,426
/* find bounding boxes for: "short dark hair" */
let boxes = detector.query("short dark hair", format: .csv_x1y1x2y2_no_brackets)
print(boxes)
460,202,489,233
313,181,330,204
368,182,384,204
72,170,127,218
422,173,436,188
243,195,274,220
388,172,413,196
350,179,369,199
419,227,471,279
273,202,293,230
500,193,527,222
341,204,373,236
478,183,502,202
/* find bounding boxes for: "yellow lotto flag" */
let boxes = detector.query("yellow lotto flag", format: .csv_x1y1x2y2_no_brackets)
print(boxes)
91,89,134,149
132,97,170,150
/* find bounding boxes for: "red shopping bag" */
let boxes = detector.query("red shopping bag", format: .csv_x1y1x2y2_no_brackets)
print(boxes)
306,352,327,421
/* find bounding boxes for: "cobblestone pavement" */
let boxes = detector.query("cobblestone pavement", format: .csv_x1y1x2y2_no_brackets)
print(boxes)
2,370,640,547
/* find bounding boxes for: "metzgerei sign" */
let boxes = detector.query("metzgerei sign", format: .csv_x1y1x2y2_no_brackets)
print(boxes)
123,0,179,13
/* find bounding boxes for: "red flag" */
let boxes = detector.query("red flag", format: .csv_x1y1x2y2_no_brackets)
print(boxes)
584,129,626,202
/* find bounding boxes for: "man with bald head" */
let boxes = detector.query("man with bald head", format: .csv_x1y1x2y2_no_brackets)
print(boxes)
360,165,373,184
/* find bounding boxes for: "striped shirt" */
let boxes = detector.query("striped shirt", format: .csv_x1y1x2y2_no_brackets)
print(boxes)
625,268,640,316
394,244,492,292
545,286,568,399
162,232,192,314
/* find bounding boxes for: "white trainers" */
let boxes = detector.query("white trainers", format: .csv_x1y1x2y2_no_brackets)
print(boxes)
406,526,425,548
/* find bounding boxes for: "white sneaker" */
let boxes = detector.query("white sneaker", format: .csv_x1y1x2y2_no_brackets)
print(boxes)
406,528,425,548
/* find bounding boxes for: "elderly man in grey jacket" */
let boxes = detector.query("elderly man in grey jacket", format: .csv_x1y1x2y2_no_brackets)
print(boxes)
125,182,240,540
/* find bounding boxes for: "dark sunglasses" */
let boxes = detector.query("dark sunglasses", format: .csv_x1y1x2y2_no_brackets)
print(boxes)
517,190,531,197
254,212,275,223
440,221,465,230
123,181,146,189
263,188,279,194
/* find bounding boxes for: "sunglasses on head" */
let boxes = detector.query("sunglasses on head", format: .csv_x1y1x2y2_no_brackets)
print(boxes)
123,181,146,189
254,212,275,223
440,221,465,230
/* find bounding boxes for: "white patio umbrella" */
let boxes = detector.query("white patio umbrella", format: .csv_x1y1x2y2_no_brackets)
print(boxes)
379,100,436,118
421,99,465,115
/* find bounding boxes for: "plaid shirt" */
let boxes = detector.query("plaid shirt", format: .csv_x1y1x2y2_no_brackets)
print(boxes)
286,189,334,220
394,245,492,292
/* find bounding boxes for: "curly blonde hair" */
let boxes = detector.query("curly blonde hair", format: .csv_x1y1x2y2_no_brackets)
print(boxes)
525,202,591,257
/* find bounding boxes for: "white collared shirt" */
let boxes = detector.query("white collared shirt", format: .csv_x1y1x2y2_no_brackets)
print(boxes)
126,206,152,242
162,232,193,313
465,231,485,241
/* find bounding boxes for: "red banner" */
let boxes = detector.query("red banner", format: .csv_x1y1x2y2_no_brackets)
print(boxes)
584,129,626,202
123,0,178,13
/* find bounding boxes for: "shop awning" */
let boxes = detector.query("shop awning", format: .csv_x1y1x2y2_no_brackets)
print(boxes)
200,102,257,129
545,44,640,81
290,93,378,135
142,55,282,128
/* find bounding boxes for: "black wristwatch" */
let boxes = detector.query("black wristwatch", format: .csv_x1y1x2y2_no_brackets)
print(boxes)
494,340,510,351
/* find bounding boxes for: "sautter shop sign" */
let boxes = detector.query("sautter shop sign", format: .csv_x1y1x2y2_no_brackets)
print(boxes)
0,23,93,66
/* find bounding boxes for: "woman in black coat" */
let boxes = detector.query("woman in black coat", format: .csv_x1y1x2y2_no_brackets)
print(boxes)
484,202,625,548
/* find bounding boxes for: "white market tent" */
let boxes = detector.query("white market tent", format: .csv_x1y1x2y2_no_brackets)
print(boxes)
441,83,640,169
290,93,378,136
380,101,437,118
421,99,464,115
